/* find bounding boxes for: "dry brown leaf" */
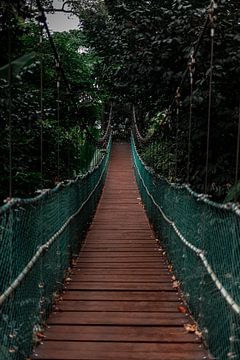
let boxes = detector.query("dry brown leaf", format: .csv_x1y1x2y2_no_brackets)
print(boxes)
53,306,62,312
172,280,179,289
71,258,78,266
184,324,197,333
195,330,202,338
36,332,46,340
53,293,62,303
178,305,187,314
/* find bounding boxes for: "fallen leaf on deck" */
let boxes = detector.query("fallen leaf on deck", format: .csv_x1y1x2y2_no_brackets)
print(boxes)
195,330,202,338
178,305,187,313
71,259,78,266
184,324,197,333
172,280,180,289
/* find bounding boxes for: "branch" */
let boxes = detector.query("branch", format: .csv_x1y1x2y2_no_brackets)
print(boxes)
44,1,79,15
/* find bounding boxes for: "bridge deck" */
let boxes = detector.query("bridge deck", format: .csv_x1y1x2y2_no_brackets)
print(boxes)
33,143,210,360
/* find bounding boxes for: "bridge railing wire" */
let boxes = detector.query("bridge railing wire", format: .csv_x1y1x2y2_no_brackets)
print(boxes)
0,136,112,360
131,134,240,360
132,0,219,186
0,3,113,356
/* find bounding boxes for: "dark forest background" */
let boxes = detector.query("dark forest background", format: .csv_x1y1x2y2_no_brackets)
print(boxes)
0,0,240,203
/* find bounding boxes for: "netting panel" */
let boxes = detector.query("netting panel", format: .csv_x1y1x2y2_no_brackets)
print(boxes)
131,136,240,360
0,140,111,360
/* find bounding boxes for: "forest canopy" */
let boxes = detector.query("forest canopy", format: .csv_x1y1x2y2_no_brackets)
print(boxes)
0,0,108,202
0,0,240,202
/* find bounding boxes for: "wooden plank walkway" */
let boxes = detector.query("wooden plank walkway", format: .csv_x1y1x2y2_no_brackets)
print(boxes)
33,143,210,360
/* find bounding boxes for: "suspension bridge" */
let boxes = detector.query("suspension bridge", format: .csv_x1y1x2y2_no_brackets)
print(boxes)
1,0,240,360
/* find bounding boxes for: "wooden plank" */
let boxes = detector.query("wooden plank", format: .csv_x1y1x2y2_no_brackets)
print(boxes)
57,300,179,312
78,258,167,263
83,247,159,251
63,291,180,301
85,240,156,244
92,217,146,222
34,342,206,360
73,263,169,269
72,268,169,275
86,236,154,241
48,311,188,326
32,143,210,360
79,251,162,257
69,275,171,282
66,282,174,291
44,325,200,343
89,225,151,230
87,230,154,237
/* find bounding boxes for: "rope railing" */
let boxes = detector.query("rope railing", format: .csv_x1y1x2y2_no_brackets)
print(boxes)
132,105,157,144
0,137,111,359
132,134,240,312
0,5,113,355
131,134,240,359
0,138,111,307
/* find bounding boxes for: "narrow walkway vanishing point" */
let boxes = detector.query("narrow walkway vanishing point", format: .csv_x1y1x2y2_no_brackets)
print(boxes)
33,143,210,360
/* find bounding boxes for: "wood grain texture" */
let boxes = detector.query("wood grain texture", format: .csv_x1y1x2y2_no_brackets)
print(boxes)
32,143,210,360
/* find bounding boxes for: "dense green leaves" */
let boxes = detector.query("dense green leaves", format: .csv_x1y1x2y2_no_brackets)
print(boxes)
75,0,240,201
0,1,107,203
0,0,239,202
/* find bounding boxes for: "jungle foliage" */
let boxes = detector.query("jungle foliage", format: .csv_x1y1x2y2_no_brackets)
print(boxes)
73,0,240,201
0,1,107,203
1,0,240,202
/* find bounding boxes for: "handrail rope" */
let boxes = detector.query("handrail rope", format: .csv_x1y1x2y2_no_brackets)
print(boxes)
7,13,13,199
39,23,44,187
186,53,195,183
0,137,109,215
132,105,157,144
92,103,113,144
131,136,240,315
175,91,180,178
35,0,111,147
0,137,111,307
39,23,45,323
131,133,240,213
56,61,61,181
235,97,240,193
204,13,215,193
103,104,113,141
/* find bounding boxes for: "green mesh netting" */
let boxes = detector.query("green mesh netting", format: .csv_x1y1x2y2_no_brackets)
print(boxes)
0,138,111,360
131,135,240,360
